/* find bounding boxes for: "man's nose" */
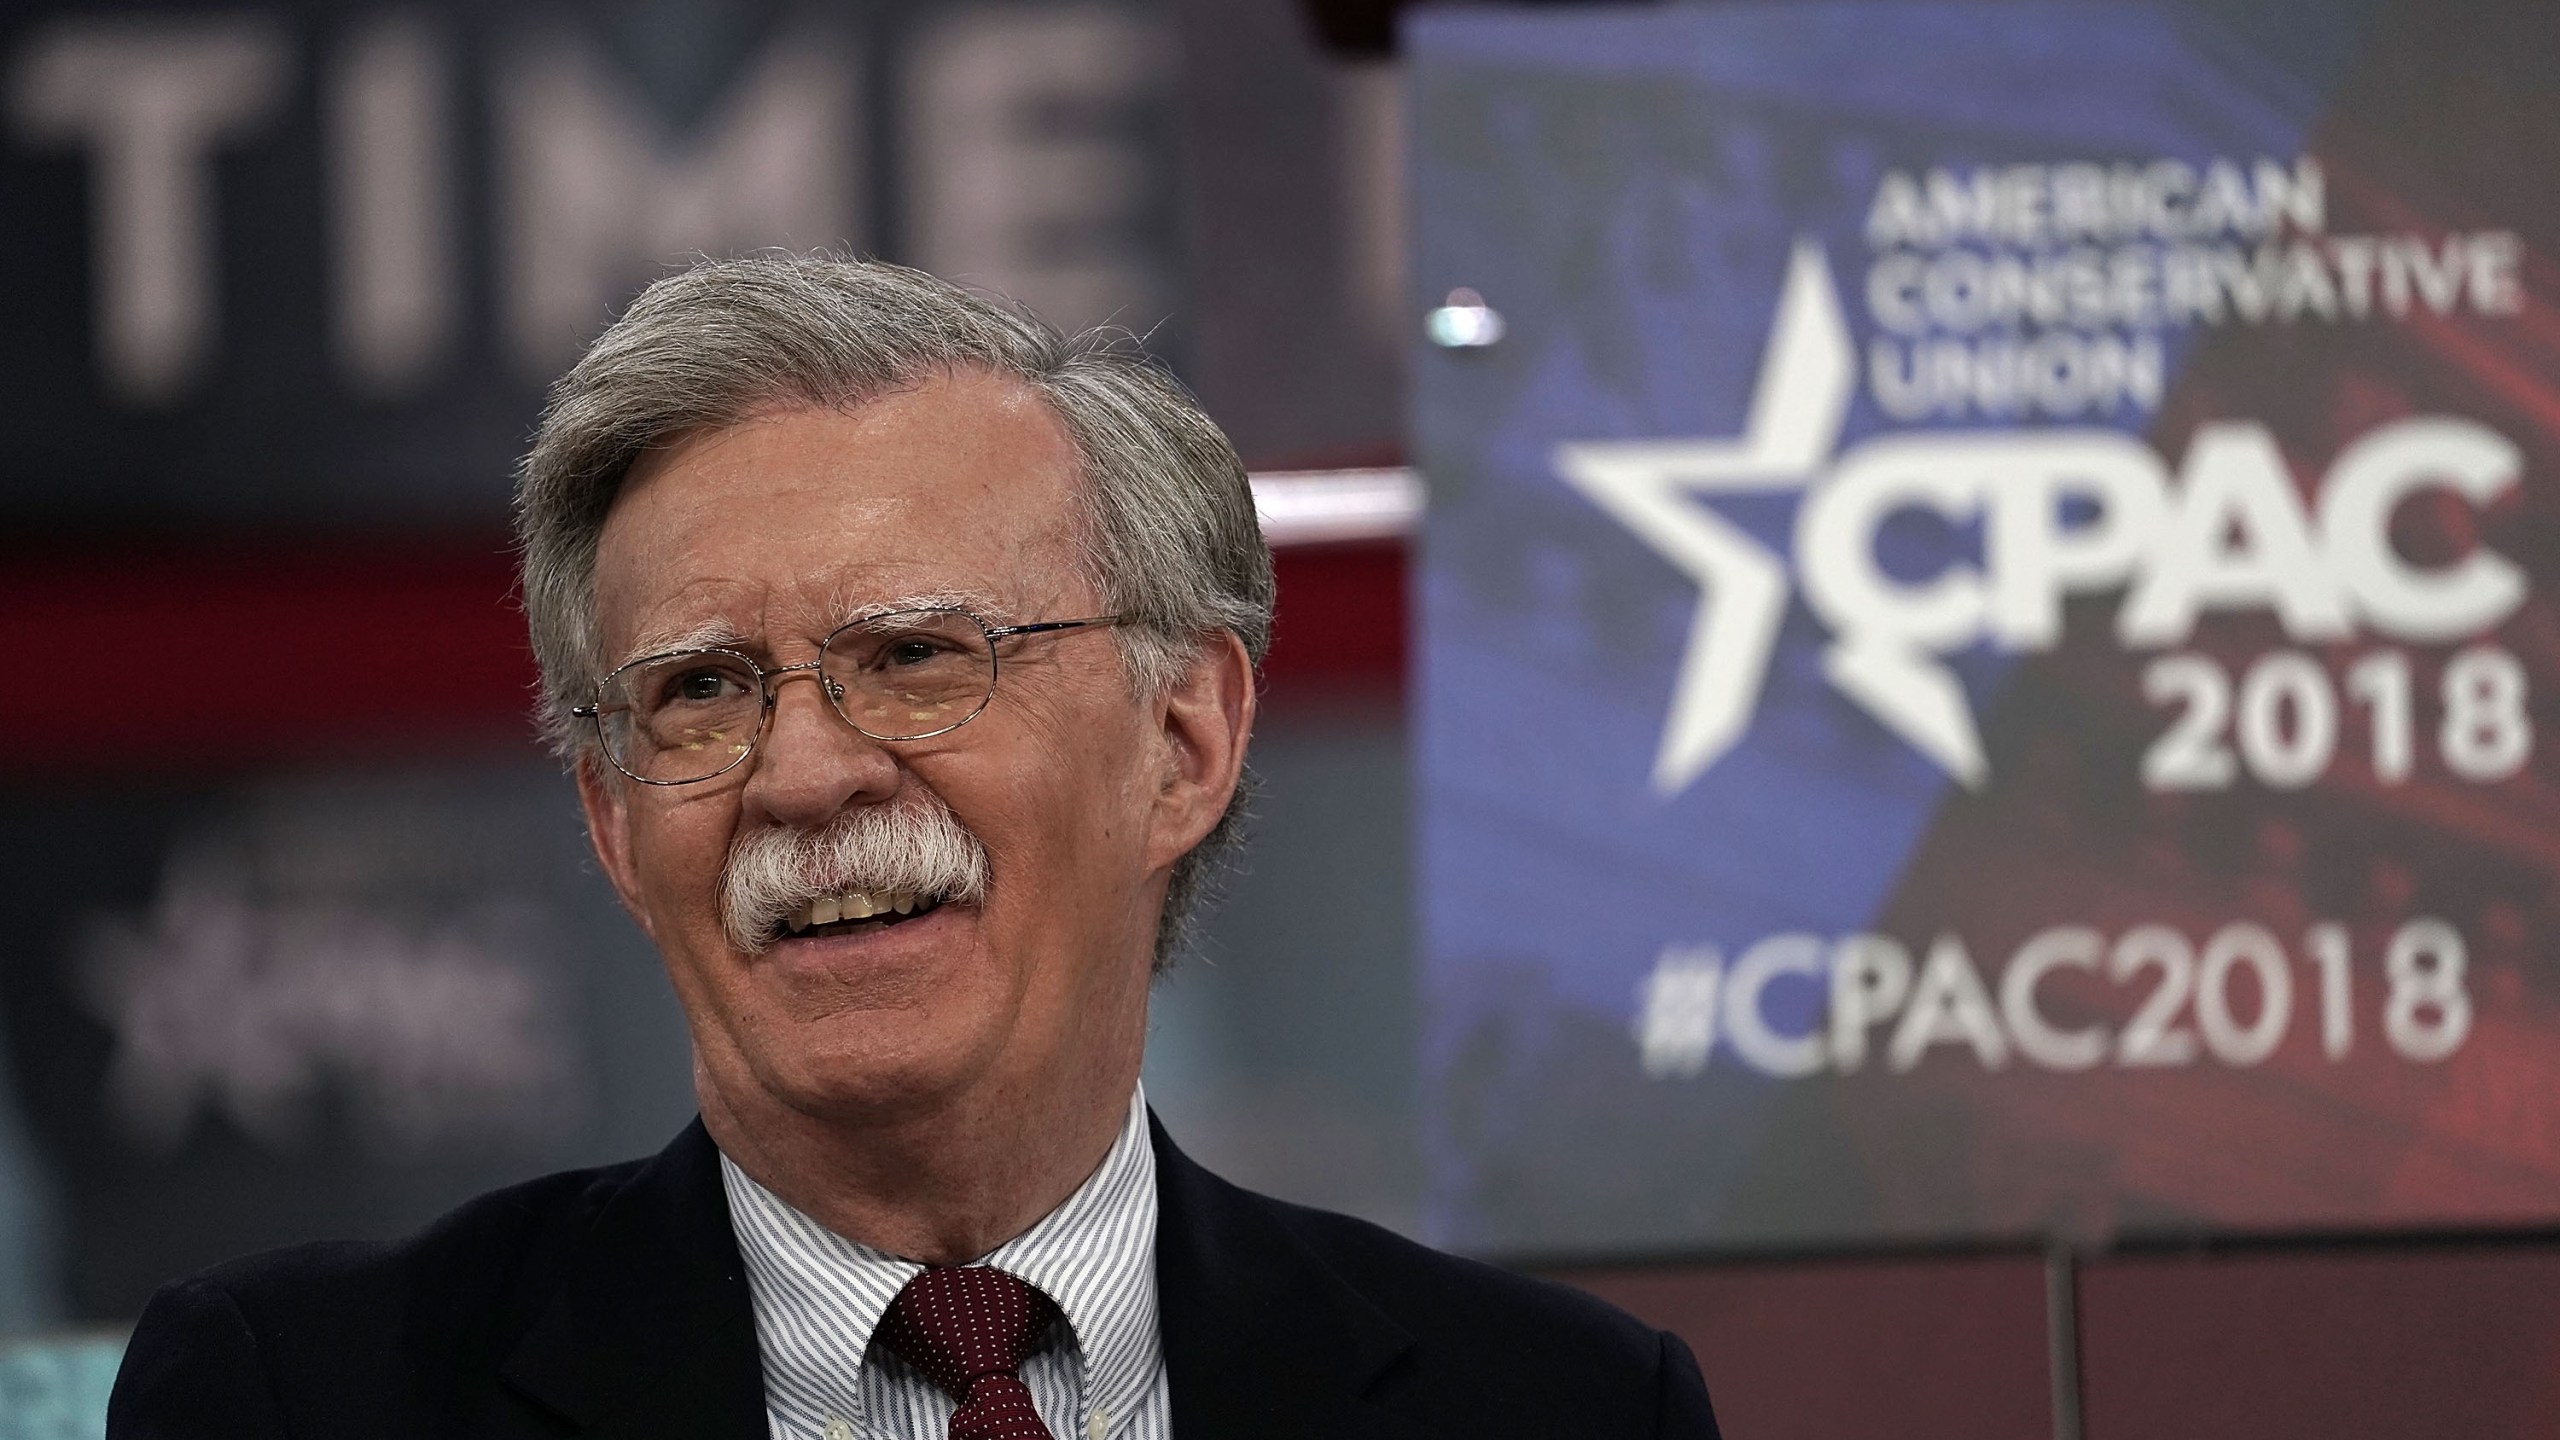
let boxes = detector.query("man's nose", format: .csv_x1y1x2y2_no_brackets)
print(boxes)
742,664,899,824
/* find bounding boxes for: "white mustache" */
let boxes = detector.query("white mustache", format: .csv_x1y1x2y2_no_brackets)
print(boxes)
719,796,989,954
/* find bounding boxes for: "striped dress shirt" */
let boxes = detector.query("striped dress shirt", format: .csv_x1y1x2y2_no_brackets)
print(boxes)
719,1087,1171,1440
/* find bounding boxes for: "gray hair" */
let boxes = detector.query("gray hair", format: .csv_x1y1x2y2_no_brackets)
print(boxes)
514,254,1274,968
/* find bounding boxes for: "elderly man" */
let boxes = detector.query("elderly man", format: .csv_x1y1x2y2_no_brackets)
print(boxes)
108,257,1719,1439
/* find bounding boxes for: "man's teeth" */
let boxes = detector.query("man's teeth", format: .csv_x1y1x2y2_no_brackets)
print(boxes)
783,891,926,934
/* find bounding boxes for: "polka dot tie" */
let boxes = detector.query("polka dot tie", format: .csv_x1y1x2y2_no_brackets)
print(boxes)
875,1266,1062,1440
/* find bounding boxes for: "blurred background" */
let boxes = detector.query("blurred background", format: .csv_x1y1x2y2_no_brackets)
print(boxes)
3,0,2559,1435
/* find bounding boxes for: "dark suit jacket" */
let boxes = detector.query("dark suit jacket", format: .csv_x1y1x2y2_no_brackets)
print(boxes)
109,1117,1720,1438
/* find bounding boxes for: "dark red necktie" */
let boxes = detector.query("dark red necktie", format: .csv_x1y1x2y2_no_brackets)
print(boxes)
876,1266,1062,1440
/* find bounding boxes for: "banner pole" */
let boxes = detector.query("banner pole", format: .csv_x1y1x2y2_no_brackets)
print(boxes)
2046,1243,2084,1440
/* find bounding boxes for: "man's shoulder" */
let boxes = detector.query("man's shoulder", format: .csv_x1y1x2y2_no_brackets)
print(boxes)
1153,1135,1718,1435
1251,1187,1663,1357
191,1152,649,1331
110,1146,697,1439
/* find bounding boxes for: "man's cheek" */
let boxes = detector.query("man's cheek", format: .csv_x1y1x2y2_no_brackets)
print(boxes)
629,822,723,943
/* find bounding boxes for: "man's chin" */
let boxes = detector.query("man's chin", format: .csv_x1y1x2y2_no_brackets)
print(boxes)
733,1013,1010,1131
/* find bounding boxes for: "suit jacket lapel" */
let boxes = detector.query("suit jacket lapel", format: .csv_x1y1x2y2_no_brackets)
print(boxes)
1150,1115,1424,1440
487,1112,1422,1439
499,1121,769,1440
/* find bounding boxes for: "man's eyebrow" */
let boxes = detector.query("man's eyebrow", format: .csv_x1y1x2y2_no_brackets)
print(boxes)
610,591,1011,670
615,619,750,667
837,587,1009,623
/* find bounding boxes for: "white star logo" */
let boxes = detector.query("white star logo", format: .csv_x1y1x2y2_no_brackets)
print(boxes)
1554,241,1859,796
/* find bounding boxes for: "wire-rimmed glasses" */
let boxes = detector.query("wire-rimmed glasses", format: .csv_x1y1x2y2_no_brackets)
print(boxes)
573,608,1126,785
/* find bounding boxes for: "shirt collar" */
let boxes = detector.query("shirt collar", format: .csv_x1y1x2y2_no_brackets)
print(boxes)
719,1085,1161,1427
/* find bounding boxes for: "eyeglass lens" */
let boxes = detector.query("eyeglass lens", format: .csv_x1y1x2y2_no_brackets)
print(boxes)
594,610,998,783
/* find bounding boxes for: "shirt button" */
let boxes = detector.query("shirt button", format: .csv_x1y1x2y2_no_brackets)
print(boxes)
823,1419,856,1440
1085,1407,1111,1440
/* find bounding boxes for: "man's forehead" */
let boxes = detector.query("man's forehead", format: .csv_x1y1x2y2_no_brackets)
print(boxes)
621,379,1081,507
591,377,1096,662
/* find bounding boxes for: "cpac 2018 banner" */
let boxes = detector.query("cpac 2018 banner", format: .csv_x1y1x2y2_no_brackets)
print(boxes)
1414,1,2560,1256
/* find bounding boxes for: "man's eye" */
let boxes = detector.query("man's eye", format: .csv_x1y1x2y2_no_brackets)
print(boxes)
883,639,947,667
668,668,743,702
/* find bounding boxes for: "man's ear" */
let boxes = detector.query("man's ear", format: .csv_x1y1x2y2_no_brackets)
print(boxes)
573,754,657,940
1145,631,1257,872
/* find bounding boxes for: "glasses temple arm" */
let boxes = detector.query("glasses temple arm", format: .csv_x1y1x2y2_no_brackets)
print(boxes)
983,615,1129,640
